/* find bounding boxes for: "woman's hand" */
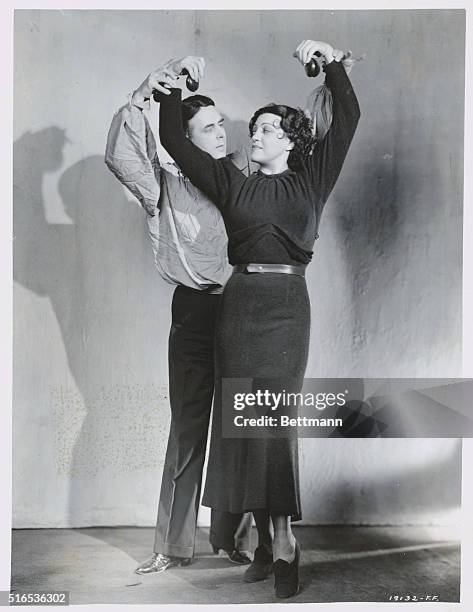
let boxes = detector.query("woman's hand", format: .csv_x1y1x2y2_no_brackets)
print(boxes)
132,63,179,103
131,56,205,103
294,40,335,66
171,56,205,83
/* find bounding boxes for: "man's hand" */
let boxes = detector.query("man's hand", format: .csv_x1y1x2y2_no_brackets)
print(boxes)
340,50,366,75
294,40,335,66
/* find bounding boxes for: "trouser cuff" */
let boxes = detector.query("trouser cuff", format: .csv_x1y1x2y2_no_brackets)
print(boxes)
154,542,194,558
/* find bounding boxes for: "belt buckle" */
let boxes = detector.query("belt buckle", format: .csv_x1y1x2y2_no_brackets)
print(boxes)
246,263,265,273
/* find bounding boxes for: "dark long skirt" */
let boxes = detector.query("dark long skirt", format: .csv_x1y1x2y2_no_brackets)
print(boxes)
202,270,311,521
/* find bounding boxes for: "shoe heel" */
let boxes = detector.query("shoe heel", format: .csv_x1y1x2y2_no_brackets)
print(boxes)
211,544,219,554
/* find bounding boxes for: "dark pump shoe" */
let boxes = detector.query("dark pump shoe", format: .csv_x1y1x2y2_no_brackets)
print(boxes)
134,552,191,575
273,540,301,598
212,545,251,565
244,546,273,582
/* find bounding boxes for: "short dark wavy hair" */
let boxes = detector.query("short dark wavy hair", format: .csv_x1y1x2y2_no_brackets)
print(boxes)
249,104,316,171
181,94,215,130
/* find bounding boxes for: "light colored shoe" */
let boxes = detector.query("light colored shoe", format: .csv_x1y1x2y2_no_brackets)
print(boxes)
135,552,191,575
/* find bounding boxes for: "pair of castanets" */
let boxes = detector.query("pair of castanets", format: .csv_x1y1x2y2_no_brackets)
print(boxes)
152,51,334,101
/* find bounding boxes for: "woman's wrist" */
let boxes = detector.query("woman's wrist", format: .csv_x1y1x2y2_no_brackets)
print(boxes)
321,42,335,64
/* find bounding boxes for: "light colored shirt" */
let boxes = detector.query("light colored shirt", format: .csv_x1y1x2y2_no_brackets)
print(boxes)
105,98,256,292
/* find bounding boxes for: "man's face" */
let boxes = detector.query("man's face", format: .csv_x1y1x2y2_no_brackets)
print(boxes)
187,106,227,159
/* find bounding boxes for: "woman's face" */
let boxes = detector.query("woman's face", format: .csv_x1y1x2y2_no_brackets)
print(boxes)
250,113,293,167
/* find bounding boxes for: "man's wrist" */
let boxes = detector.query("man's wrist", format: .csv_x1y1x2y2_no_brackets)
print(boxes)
131,88,149,107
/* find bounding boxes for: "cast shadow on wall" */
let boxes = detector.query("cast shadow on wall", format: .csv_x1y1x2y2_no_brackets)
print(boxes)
13,127,171,526
12,117,251,530
324,116,461,374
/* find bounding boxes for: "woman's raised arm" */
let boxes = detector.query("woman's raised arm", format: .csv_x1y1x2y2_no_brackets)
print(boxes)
295,40,361,206
158,81,240,209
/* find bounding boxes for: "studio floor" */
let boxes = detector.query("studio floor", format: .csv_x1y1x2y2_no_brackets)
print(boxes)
11,526,460,605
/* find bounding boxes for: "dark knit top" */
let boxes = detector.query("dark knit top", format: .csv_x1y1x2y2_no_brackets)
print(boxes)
159,60,360,266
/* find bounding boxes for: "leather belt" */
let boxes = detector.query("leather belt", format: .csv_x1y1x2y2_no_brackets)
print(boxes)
233,263,306,277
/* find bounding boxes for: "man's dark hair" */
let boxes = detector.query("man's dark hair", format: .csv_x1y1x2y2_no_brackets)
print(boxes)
181,95,215,130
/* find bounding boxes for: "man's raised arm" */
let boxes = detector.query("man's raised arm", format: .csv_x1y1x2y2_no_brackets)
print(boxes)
104,60,185,216
105,100,161,217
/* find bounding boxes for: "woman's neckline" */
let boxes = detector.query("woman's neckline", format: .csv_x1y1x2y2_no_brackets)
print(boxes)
256,168,293,178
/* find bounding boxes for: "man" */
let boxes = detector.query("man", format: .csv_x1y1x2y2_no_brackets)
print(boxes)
105,56,255,574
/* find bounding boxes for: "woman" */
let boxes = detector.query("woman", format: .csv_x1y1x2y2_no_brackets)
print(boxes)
158,39,360,598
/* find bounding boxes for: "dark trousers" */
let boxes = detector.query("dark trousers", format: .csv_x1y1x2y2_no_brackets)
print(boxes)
153,285,250,558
